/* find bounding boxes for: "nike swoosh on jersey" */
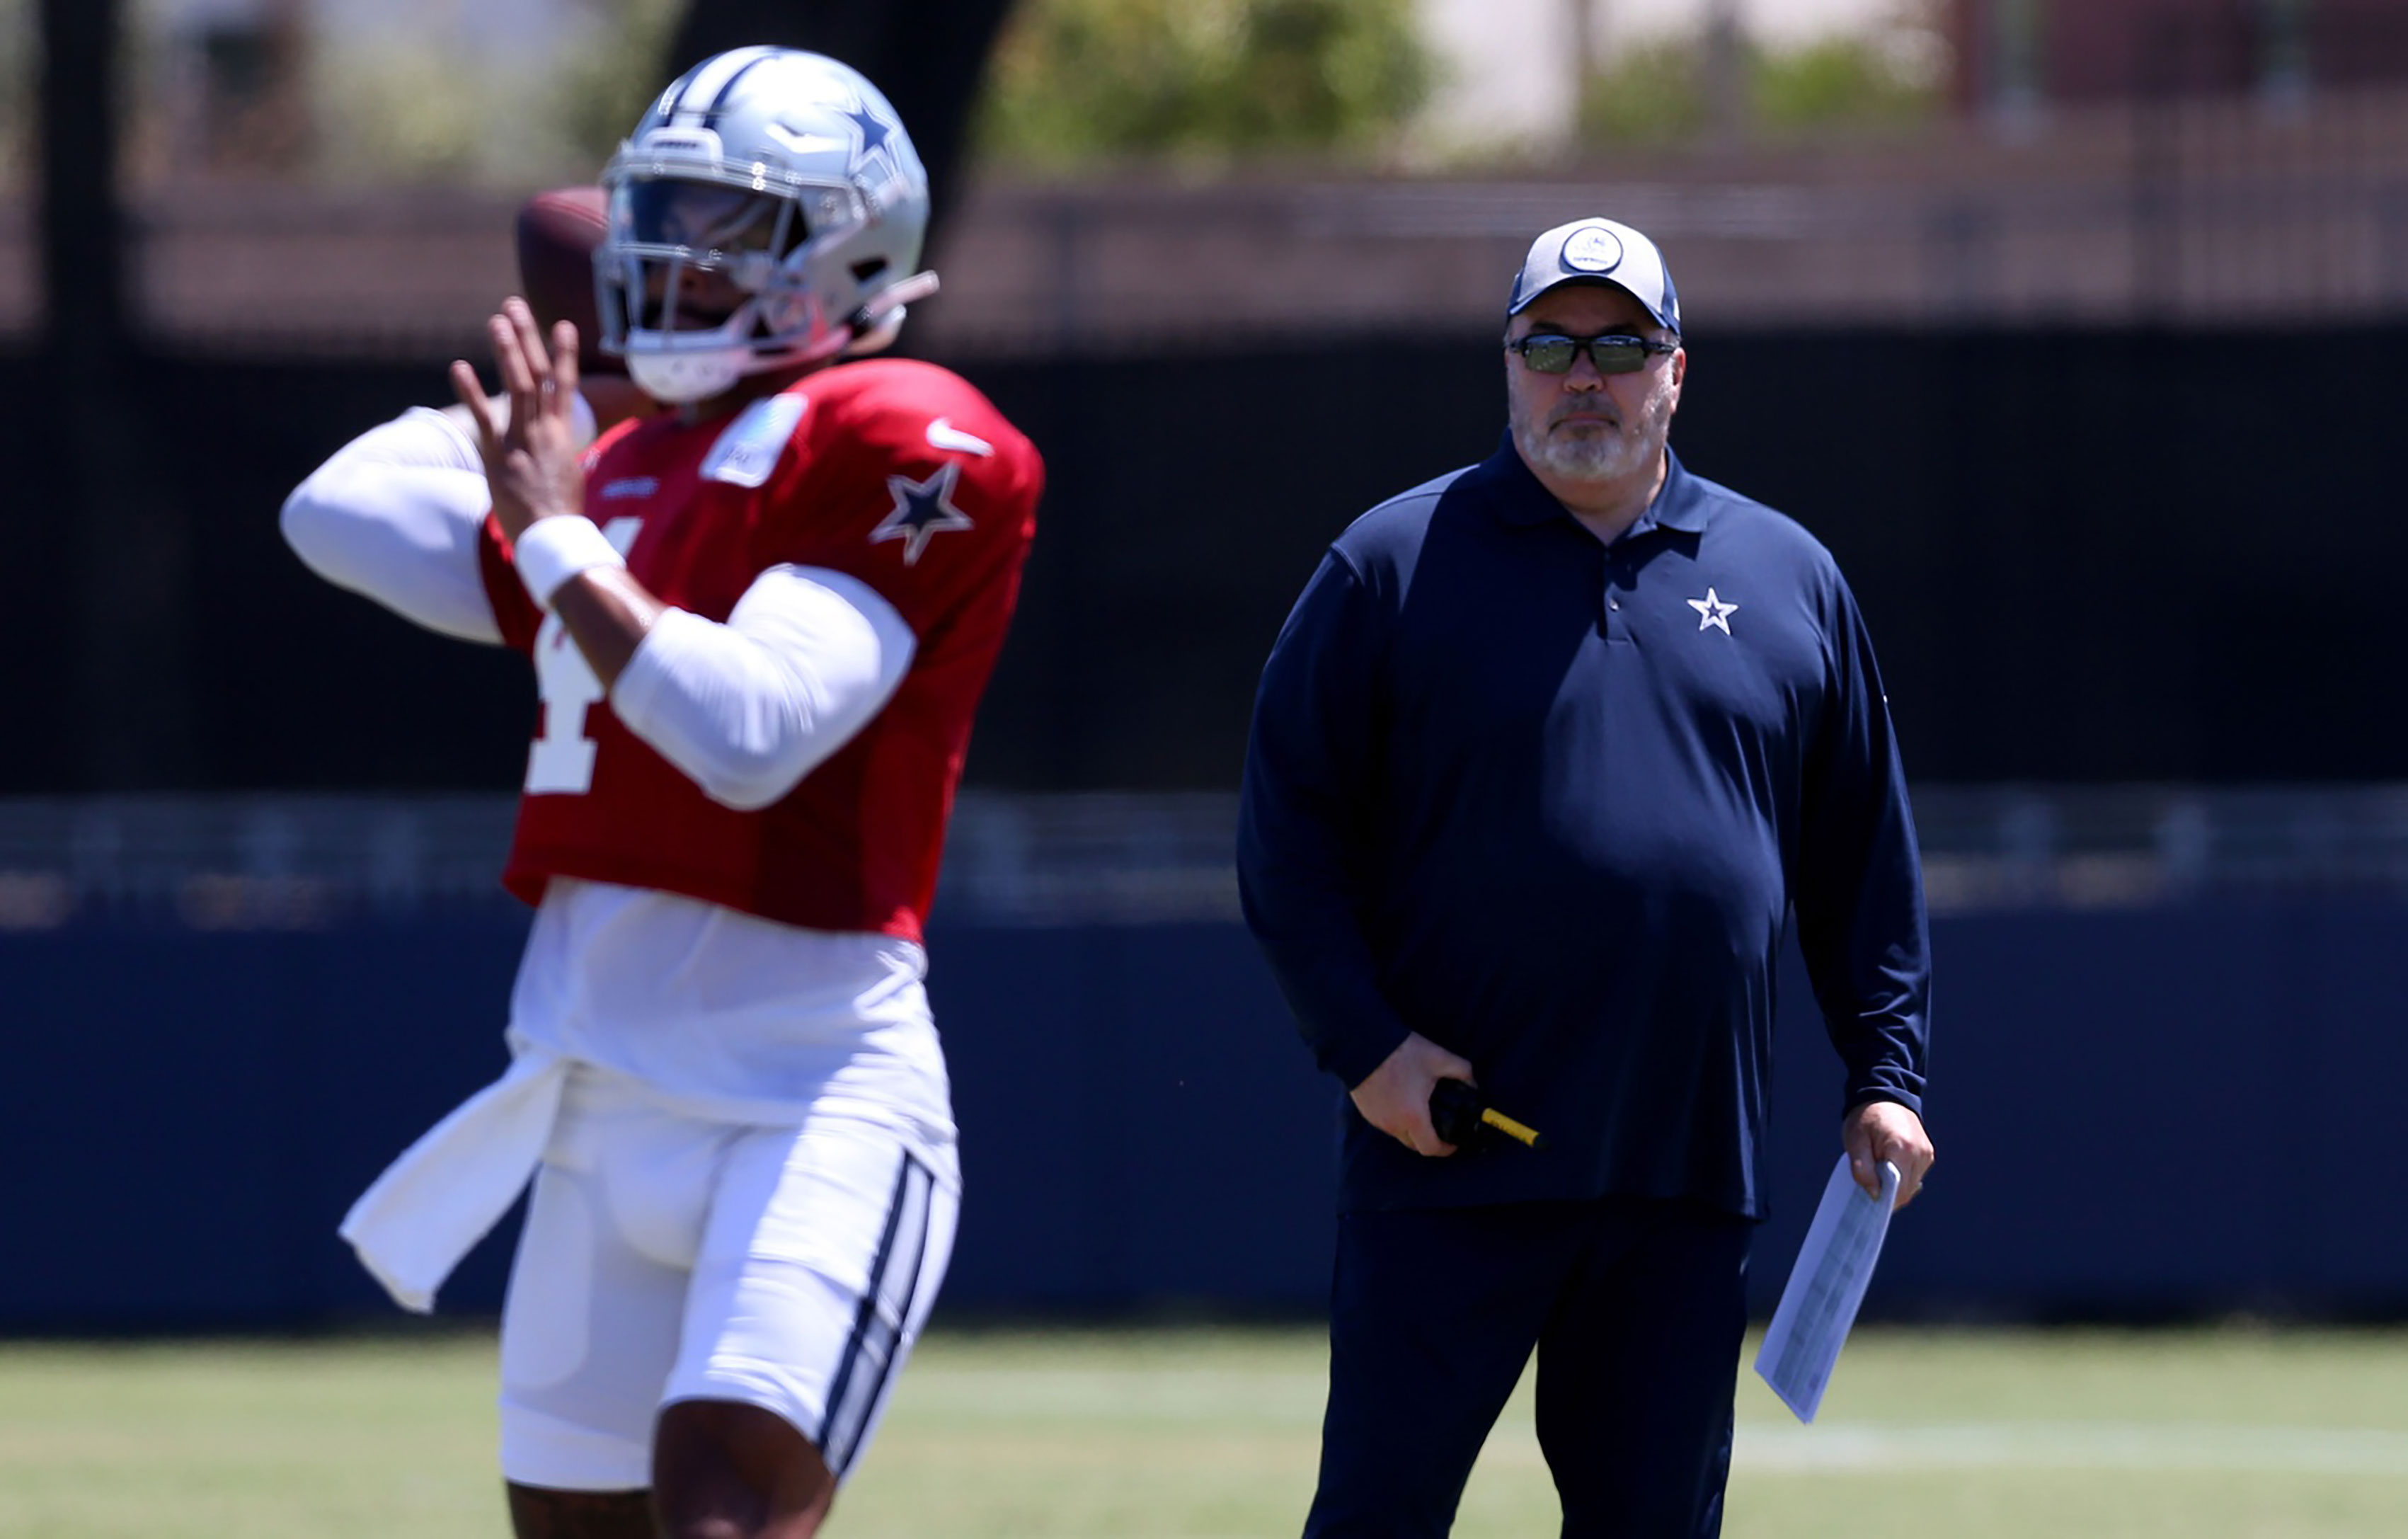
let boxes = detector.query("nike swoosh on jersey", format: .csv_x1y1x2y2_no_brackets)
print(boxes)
926,417,994,457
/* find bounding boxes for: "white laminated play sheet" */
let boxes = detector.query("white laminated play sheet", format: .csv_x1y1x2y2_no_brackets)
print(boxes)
1755,1155,1900,1424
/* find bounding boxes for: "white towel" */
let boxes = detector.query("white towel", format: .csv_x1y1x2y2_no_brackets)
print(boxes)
338,1048,568,1313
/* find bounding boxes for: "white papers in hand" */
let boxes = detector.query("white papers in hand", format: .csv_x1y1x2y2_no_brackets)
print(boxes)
1754,1155,1899,1424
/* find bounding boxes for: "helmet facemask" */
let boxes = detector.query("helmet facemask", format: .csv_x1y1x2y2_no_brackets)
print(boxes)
597,161,868,404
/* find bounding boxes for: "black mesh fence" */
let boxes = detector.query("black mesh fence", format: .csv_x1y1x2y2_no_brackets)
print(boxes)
5,322,2408,796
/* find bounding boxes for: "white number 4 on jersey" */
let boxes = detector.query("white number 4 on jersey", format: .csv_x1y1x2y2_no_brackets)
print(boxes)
525,517,643,795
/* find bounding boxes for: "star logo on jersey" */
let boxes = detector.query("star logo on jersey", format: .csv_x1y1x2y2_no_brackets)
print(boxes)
840,96,900,181
871,462,974,566
1687,588,1738,634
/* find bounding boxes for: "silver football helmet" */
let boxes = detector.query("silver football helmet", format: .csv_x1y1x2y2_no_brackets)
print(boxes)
595,47,938,404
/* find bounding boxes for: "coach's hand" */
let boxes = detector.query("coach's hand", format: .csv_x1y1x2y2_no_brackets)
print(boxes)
1352,1033,1477,1157
1844,1099,1934,1211
452,297,587,543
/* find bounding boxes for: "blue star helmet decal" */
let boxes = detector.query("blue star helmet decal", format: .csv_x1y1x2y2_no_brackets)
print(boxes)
840,94,900,183
871,462,975,566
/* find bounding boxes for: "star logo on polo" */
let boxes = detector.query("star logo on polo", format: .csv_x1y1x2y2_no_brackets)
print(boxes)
839,95,900,182
872,462,974,565
1687,588,1738,634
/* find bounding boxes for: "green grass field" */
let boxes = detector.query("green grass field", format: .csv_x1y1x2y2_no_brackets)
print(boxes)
6,1325,2408,1537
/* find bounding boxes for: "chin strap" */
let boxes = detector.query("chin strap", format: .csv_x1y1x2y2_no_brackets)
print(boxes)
842,270,940,356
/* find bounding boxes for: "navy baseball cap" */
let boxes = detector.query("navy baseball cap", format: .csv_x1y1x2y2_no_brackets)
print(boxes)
1506,217,1680,334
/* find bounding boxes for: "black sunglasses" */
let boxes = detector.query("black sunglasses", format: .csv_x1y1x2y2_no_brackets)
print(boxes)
1505,332,1680,374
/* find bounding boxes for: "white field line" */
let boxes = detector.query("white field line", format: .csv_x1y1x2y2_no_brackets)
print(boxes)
1728,1421,2408,1475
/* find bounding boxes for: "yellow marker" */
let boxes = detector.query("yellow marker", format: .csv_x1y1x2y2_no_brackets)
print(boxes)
1479,1107,1545,1150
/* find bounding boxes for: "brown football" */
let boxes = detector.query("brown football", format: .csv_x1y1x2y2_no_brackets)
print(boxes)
514,185,622,375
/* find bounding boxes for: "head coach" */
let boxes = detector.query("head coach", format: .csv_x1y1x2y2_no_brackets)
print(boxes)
1236,216,1936,1536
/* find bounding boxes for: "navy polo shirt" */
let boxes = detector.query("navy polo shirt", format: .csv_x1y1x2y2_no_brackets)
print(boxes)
1237,438,1930,1218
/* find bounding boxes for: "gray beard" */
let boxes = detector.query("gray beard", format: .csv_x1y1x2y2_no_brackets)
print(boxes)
1514,416,1653,484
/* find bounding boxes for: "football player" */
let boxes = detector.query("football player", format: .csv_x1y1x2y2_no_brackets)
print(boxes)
282,47,1042,1539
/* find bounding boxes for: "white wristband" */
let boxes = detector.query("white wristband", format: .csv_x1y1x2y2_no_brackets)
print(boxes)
514,515,626,610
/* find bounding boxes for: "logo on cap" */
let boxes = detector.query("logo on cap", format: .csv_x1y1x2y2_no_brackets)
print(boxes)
1561,226,1624,274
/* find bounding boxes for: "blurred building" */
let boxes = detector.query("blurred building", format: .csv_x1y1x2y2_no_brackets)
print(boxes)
1417,0,1917,151
2,94,2401,353
3,1,2400,352
1951,0,2408,113
137,0,311,176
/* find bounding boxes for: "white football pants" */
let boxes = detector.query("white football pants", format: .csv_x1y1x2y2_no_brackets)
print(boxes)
495,1068,958,1490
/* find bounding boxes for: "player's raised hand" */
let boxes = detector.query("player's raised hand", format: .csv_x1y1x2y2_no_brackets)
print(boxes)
450,297,587,542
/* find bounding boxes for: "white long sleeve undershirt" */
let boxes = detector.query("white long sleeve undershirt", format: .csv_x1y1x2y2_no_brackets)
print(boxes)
612,567,915,810
280,404,915,808
280,406,504,643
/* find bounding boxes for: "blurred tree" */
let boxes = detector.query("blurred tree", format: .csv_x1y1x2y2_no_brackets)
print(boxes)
975,0,1432,166
1753,28,1946,134
0,0,28,188
1578,33,1712,147
304,0,682,187
1581,1,1946,148
551,0,688,164
310,41,494,181
217,1,1018,209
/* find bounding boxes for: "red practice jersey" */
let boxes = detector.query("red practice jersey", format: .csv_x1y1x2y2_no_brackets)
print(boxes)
477,359,1043,943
